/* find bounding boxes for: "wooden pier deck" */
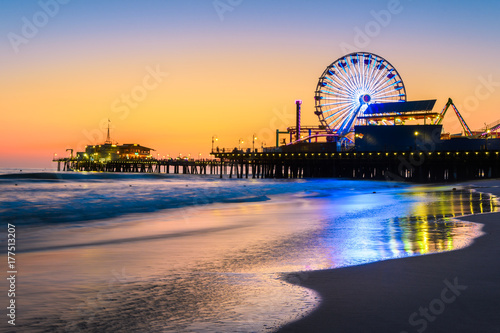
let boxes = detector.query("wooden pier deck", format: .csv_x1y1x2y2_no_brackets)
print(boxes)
211,150,500,182
54,158,219,175
54,149,500,183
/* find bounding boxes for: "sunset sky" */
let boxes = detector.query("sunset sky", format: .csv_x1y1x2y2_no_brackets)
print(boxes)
1,0,500,168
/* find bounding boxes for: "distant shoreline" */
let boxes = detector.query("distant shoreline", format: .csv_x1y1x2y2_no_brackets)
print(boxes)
278,179,500,333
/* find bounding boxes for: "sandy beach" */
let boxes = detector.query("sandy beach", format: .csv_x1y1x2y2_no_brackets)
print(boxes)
279,179,500,333
3,174,497,332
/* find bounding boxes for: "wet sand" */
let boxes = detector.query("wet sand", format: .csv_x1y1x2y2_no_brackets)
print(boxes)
279,179,500,333
6,179,496,332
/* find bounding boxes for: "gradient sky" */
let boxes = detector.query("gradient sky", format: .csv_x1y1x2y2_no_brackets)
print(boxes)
1,0,500,167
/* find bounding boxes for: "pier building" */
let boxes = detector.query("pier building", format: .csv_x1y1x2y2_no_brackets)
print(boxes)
78,143,155,162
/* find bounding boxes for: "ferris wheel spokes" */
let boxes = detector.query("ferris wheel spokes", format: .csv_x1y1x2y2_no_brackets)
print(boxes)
314,52,407,136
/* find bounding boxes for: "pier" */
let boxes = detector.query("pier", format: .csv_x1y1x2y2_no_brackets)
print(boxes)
54,158,219,175
212,150,500,182
54,149,500,183
52,51,500,184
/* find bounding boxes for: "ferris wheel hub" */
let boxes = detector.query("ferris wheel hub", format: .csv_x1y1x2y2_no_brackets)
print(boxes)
359,94,371,104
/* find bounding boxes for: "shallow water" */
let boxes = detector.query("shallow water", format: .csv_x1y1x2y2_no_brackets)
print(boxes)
0,172,497,332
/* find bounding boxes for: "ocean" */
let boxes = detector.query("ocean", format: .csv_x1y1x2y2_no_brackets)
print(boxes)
0,169,497,332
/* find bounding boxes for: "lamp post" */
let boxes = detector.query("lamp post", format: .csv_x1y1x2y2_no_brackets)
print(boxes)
414,131,419,151
484,123,490,150
239,138,244,150
252,134,257,152
212,136,218,152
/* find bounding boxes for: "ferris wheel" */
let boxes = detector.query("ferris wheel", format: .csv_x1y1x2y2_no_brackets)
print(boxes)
314,52,407,137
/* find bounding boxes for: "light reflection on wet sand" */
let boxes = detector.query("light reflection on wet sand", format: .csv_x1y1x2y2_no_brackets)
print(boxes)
12,188,498,332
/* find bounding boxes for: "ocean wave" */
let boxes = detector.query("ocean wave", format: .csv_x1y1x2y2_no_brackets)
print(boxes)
19,224,248,253
0,171,174,182
0,173,404,227
220,195,271,203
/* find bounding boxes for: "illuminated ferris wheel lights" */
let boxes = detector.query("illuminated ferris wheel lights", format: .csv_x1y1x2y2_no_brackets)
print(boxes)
314,52,407,137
